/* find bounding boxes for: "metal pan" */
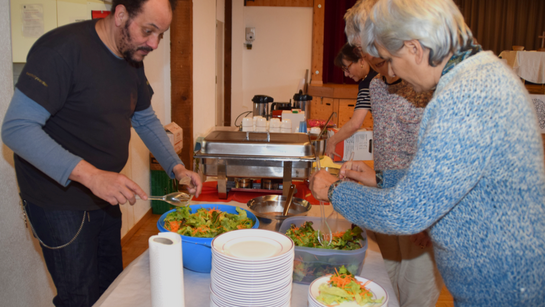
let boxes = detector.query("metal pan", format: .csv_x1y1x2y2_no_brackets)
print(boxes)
247,195,312,231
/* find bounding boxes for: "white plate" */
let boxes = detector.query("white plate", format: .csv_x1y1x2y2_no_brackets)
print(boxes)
308,275,388,307
211,252,294,270
211,269,292,291
212,229,293,260
211,259,293,279
210,285,291,307
211,249,294,265
211,279,292,299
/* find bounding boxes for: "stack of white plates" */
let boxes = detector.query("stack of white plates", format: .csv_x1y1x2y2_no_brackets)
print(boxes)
307,275,389,307
209,229,295,307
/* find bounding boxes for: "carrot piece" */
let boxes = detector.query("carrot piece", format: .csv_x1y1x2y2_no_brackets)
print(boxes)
168,221,181,232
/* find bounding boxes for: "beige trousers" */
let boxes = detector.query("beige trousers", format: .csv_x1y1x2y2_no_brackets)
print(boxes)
374,232,444,307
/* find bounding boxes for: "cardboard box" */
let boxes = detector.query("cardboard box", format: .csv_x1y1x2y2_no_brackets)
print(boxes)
164,122,183,153
328,128,373,162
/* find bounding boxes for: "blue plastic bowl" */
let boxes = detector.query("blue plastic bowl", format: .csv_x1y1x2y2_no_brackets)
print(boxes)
157,204,259,273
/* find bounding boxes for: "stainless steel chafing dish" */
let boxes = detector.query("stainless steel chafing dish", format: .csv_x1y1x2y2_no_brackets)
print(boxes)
194,130,315,198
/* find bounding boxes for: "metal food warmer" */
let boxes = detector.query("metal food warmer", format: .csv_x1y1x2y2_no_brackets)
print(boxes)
194,130,315,198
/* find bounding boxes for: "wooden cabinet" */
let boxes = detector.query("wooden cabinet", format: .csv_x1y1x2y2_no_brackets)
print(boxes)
310,97,337,124
307,84,373,129
338,99,356,127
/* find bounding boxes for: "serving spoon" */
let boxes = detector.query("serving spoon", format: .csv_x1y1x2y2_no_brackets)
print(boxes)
136,191,193,207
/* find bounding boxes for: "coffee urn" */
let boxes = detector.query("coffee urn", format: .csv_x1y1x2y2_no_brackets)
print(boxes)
292,90,313,120
252,95,274,119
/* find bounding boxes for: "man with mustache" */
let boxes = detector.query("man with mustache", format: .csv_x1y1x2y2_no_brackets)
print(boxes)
1,0,201,306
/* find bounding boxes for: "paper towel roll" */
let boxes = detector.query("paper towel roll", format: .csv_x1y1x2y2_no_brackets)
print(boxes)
149,232,185,307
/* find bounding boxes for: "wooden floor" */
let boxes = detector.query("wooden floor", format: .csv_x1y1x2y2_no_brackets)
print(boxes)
526,83,545,94
121,212,455,307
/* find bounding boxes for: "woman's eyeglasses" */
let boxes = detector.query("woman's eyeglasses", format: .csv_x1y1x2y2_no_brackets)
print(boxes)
342,62,354,73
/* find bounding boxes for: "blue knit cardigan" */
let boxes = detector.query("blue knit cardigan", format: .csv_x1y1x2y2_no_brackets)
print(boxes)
330,51,545,306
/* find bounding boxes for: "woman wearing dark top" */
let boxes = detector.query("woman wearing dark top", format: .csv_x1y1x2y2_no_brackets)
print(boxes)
325,43,377,158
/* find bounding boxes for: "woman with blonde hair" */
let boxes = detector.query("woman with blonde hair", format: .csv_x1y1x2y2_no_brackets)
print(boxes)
310,0,545,305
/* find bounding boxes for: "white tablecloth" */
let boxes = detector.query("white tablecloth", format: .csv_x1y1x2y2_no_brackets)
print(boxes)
93,201,400,307
499,50,545,84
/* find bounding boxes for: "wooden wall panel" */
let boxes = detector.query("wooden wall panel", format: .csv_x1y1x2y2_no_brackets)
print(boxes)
311,97,336,124
338,99,356,127
245,0,313,7
310,0,324,85
171,0,193,168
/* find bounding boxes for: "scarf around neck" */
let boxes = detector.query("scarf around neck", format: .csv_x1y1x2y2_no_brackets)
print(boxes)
441,41,483,77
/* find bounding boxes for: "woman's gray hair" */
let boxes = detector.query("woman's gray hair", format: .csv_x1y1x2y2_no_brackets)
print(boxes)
362,0,474,66
344,0,379,46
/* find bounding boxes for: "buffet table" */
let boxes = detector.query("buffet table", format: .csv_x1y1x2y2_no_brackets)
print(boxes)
93,201,400,307
499,50,545,84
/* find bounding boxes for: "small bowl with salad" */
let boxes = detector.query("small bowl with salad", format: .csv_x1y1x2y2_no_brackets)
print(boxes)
157,204,259,273
278,216,368,284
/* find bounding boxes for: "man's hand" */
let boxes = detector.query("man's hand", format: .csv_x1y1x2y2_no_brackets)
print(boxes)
173,164,202,197
339,161,377,187
69,160,146,205
309,169,339,201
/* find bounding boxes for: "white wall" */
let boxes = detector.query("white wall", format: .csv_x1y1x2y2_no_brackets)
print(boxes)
193,0,218,140
230,3,313,126
0,0,56,304
231,0,244,127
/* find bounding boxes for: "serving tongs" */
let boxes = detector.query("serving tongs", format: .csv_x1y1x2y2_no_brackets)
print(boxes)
282,184,296,216
326,152,354,231
315,111,337,141
314,152,333,247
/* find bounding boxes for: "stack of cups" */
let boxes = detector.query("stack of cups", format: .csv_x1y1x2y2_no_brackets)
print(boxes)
298,121,308,133
281,119,292,133
269,118,281,133
252,116,263,128
242,117,253,132
255,117,267,132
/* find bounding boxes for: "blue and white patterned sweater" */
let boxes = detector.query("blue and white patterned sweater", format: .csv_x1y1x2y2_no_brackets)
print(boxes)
330,51,545,306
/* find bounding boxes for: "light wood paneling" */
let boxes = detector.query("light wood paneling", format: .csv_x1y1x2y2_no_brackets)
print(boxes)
171,0,193,168
338,99,356,127
310,0,325,85
245,0,313,6
307,84,371,129
310,97,337,124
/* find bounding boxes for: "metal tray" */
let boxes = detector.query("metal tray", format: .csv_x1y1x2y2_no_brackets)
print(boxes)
201,131,313,157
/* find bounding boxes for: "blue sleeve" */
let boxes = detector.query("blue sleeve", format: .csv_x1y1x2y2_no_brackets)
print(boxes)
381,169,408,188
1,89,81,186
131,106,183,179
329,96,492,235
